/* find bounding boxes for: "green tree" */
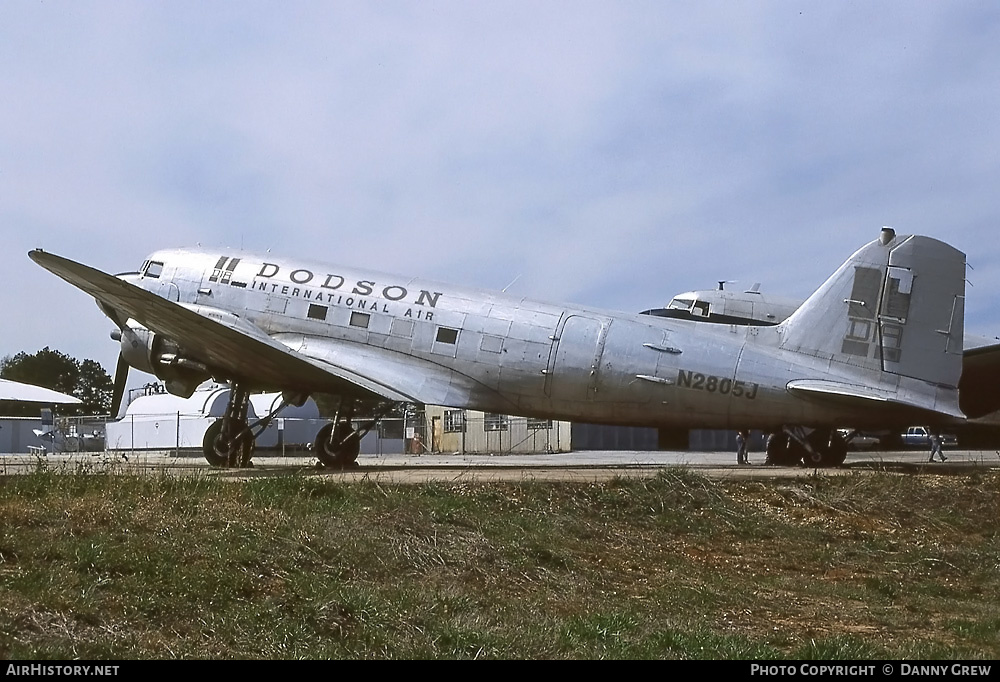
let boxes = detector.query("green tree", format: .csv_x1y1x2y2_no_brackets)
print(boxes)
0,347,112,416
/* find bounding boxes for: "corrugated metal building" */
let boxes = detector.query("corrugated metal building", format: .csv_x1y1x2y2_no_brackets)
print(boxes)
424,406,571,454
0,417,44,454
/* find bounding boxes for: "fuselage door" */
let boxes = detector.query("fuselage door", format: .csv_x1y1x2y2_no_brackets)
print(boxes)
545,314,610,401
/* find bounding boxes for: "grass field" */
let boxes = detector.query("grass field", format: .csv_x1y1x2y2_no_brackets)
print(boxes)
1,463,997,659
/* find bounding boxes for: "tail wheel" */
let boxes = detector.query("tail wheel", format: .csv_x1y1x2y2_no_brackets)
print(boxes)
314,422,361,468
801,430,848,468
203,418,254,467
768,429,847,467
789,429,847,468
803,430,826,466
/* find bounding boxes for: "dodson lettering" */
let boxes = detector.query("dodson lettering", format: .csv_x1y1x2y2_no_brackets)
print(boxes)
254,263,442,308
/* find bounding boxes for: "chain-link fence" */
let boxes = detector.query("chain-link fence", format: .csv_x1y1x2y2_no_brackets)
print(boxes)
31,414,109,454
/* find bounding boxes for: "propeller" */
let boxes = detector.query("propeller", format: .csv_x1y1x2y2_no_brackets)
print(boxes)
103,302,133,419
111,352,129,419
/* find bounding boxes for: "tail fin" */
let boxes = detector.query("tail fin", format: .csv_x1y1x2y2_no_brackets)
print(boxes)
778,228,965,389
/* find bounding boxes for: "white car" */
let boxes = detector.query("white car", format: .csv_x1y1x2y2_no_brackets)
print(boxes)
837,429,881,451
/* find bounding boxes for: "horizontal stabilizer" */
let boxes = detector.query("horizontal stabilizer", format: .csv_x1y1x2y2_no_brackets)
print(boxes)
786,379,965,419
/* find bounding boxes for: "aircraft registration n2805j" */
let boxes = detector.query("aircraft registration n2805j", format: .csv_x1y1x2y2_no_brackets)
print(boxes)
30,227,973,468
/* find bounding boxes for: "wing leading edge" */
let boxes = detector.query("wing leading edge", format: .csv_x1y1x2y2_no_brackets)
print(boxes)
27,250,423,403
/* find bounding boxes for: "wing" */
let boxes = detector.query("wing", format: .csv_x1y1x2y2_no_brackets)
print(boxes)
0,378,81,404
281,334,519,411
29,250,415,401
30,249,516,410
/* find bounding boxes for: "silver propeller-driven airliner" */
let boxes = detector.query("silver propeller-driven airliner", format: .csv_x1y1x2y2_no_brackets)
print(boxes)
30,228,979,468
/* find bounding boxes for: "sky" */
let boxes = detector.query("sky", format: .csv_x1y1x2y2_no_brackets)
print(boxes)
2,1,999,387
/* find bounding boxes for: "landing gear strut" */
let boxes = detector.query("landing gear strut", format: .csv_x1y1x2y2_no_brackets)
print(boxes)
314,421,361,468
314,398,360,469
202,385,298,468
313,399,395,469
203,385,253,467
765,427,847,468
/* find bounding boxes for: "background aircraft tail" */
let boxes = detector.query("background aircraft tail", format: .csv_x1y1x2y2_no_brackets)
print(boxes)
778,228,965,390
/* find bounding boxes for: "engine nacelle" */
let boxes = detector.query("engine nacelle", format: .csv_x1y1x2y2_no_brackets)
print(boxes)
113,322,211,398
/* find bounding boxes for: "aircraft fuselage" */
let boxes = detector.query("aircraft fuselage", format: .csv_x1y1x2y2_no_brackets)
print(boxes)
123,247,953,431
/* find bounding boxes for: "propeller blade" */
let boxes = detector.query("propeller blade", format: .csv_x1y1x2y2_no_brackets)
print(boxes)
111,354,129,418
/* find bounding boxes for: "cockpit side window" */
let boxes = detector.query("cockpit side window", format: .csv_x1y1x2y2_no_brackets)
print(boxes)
691,300,710,317
667,297,695,311
142,261,164,279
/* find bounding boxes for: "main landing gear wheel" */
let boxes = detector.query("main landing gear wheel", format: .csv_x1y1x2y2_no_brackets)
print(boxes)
314,422,361,469
203,418,255,467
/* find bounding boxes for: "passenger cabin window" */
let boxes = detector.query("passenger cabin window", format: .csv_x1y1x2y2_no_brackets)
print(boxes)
143,261,164,279
307,304,328,321
480,334,504,353
436,327,459,345
350,311,371,329
391,319,414,338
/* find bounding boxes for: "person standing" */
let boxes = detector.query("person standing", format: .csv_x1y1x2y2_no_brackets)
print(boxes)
736,429,750,464
928,430,947,462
